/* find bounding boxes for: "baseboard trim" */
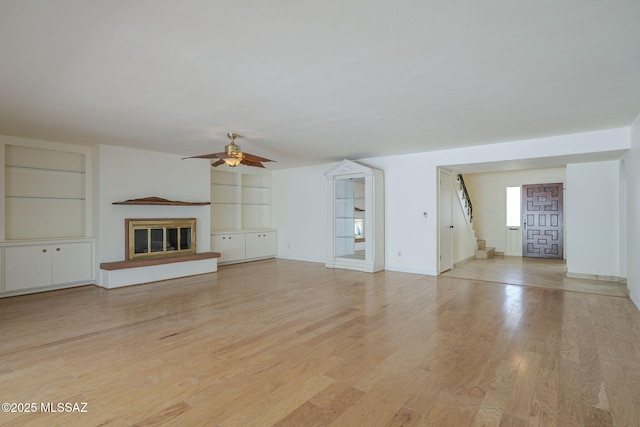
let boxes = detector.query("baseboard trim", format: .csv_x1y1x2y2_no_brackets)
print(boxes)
566,272,627,284
454,256,475,268
630,291,640,312
275,255,325,264
385,266,437,276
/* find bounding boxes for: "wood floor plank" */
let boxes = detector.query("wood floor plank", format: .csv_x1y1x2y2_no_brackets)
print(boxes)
0,258,639,426
471,359,520,427
502,351,543,419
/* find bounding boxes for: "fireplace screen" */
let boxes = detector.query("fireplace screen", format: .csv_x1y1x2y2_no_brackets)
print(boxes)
125,218,196,260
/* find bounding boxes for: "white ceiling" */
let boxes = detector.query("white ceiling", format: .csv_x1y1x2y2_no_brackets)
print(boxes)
1,1,639,170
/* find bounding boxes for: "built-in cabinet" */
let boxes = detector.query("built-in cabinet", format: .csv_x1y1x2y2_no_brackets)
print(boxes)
244,231,277,260
1,137,95,296
4,241,93,291
211,232,246,263
324,160,384,273
211,230,276,264
210,169,276,264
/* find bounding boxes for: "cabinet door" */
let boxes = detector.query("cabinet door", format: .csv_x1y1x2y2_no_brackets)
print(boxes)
244,232,262,259
5,246,52,290
261,232,277,257
211,235,229,262
212,234,246,263
226,234,246,261
51,242,92,284
245,232,276,259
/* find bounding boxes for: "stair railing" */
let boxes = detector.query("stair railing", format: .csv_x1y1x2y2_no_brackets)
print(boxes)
457,174,473,222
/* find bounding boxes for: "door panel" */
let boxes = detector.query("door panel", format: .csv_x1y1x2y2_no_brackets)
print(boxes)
439,170,453,273
522,183,563,258
505,227,522,256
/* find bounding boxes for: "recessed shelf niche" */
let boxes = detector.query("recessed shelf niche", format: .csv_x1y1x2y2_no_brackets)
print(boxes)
210,170,272,232
4,144,87,240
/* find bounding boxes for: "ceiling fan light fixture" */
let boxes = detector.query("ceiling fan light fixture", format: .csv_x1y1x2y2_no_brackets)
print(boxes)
184,131,274,168
224,142,242,156
222,157,242,167
222,133,244,166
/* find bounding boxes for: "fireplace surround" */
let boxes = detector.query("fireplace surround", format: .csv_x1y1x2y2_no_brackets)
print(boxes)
125,218,196,260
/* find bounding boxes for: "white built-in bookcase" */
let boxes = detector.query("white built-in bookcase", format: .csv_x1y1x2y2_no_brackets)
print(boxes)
1,136,95,296
3,144,88,240
210,169,272,232
210,169,276,265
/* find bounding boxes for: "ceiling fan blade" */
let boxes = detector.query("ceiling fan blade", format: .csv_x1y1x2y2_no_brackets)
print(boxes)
183,152,227,160
211,159,226,167
241,159,266,168
242,152,274,163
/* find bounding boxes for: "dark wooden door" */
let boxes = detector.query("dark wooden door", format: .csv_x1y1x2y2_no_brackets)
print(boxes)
522,183,563,258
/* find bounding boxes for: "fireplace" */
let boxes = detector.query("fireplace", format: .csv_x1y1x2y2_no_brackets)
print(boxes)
125,218,196,260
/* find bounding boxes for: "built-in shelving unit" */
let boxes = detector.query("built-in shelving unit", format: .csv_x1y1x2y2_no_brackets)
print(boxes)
241,174,272,230
4,143,88,240
1,137,95,296
210,170,272,231
324,160,384,273
210,169,276,264
210,170,241,231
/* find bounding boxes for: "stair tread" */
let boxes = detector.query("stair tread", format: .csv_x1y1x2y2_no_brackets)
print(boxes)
476,247,495,253
475,246,496,260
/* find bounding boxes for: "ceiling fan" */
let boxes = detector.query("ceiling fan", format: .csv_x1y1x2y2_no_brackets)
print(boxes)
184,133,275,168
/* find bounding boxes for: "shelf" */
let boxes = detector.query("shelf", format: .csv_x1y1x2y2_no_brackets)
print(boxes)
113,197,210,206
241,185,270,190
211,183,238,187
5,165,85,174
5,196,86,200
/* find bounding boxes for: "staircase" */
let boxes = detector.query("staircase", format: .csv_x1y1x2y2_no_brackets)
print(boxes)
456,174,495,260
475,239,495,260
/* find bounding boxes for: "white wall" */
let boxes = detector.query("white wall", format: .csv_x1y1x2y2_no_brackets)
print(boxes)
565,161,621,278
272,128,630,276
464,167,566,254
619,158,627,280
272,163,330,263
94,144,211,284
628,114,640,309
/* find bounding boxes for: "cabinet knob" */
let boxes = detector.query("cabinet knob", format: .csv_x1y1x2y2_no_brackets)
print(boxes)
56,247,61,251
229,236,232,239
42,248,47,253
223,237,226,240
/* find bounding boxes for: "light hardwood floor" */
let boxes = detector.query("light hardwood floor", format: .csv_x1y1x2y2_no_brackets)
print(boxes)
1,259,639,426
442,255,629,297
